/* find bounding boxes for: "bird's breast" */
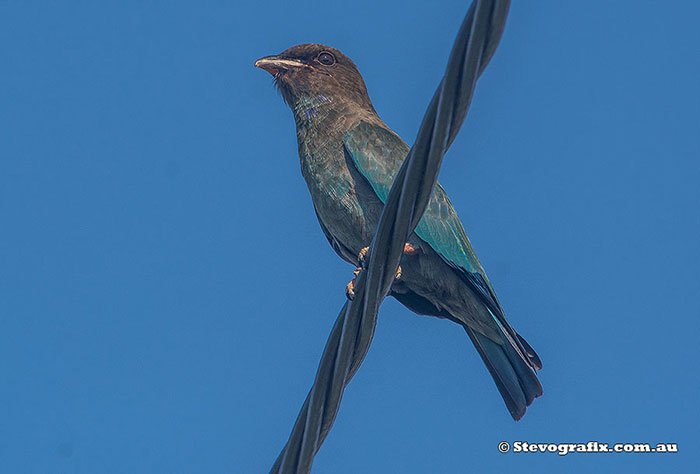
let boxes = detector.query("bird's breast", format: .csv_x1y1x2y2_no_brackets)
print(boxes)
296,125,383,261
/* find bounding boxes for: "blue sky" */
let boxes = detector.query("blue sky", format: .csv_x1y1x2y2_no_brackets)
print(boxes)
1,1,698,473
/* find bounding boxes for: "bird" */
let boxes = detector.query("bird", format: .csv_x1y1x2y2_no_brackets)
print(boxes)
255,43,542,420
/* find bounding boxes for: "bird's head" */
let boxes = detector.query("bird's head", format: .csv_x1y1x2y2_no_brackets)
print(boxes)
255,44,375,116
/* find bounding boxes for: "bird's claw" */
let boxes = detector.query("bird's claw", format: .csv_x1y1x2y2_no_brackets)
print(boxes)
345,268,361,300
403,242,420,256
356,243,416,269
357,246,370,268
346,247,369,300
346,245,402,301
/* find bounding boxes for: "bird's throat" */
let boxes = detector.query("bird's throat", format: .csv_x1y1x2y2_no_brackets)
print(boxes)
290,94,334,127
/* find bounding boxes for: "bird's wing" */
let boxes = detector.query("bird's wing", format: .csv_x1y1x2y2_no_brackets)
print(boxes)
344,121,504,310
344,120,540,370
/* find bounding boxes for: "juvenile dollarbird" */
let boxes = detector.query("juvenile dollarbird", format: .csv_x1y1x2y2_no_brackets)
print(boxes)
255,44,542,420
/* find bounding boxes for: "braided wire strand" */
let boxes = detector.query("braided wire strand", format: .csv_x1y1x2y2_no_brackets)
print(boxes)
271,2,512,472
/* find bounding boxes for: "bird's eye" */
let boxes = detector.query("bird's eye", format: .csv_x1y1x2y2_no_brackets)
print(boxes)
317,51,336,66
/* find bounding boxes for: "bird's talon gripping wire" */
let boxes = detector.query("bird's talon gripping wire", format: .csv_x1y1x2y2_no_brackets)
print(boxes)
346,245,409,300
357,246,369,268
403,242,420,256
346,246,369,300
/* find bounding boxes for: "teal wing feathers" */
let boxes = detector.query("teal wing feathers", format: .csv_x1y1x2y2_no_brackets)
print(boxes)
344,120,485,279
344,120,540,370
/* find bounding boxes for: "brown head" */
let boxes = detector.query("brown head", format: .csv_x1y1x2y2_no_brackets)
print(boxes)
255,44,375,115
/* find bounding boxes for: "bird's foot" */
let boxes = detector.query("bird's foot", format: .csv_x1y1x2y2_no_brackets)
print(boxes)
345,265,403,300
403,242,420,256
345,245,409,300
357,245,370,268
346,246,370,300
345,266,363,300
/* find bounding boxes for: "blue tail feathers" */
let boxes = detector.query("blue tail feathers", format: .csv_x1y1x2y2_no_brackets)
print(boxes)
464,325,542,420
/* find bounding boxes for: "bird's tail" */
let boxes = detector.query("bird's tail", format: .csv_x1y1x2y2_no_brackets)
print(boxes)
463,323,542,421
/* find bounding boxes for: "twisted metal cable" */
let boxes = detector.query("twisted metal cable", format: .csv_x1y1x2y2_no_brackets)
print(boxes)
271,1,511,472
